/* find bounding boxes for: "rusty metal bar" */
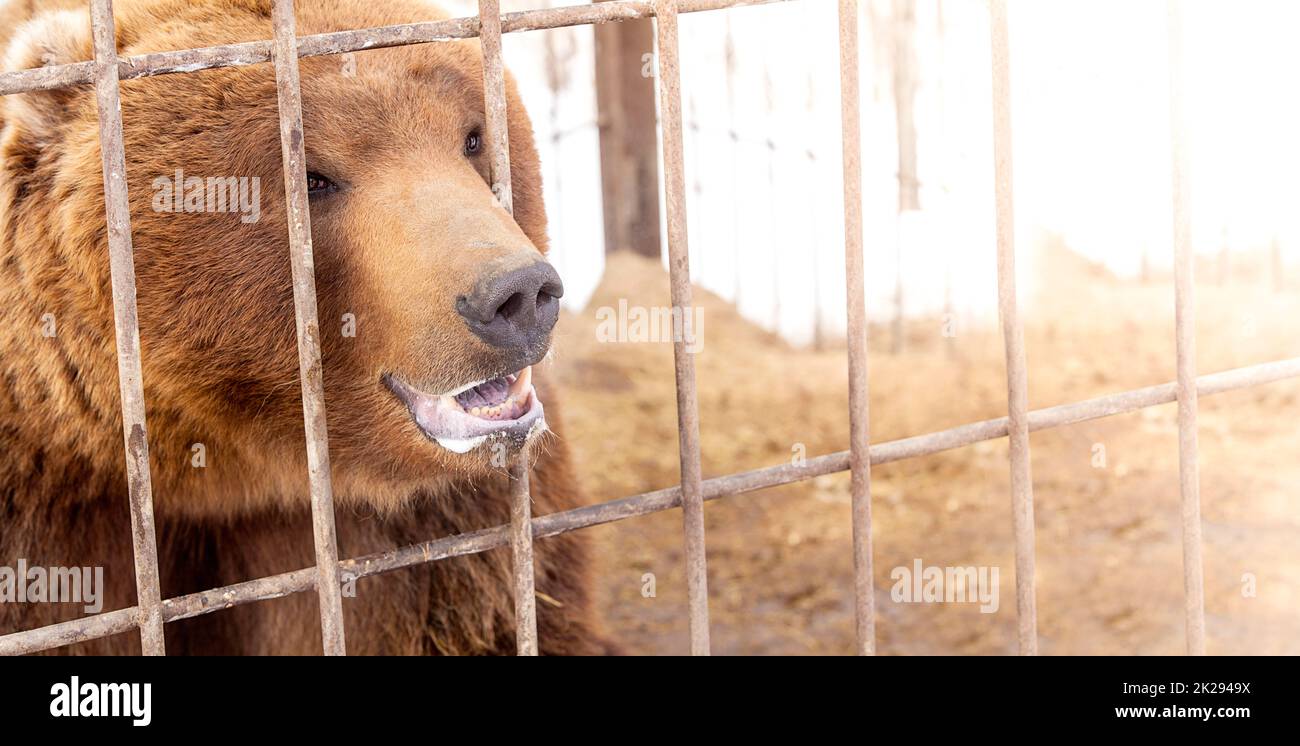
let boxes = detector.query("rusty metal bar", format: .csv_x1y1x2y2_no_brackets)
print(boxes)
477,0,539,656
479,0,515,214
1166,0,1206,656
508,463,538,656
837,0,876,657
271,0,347,656
0,1,791,97
0,60,97,96
3,356,1298,656
655,0,711,656
88,0,166,657
989,0,1038,656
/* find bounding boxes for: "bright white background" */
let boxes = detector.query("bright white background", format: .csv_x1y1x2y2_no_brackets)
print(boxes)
445,0,1300,345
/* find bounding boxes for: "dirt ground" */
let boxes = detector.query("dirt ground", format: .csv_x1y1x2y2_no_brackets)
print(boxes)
549,243,1300,655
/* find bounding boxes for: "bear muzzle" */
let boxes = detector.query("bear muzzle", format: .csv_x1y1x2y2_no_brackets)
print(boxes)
380,252,561,455
383,365,546,454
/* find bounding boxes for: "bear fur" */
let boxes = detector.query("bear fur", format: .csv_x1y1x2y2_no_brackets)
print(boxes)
0,0,614,654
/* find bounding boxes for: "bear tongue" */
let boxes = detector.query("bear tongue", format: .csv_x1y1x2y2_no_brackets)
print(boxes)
461,368,533,421
453,371,525,410
457,378,509,409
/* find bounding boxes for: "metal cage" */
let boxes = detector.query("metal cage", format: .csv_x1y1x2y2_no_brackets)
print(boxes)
1,0,1296,656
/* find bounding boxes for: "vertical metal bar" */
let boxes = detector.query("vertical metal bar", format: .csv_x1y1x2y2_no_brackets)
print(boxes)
479,0,514,215
508,464,538,656
478,0,539,656
838,0,876,656
88,0,166,657
655,0,711,656
989,0,1038,656
270,0,347,656
1166,0,1206,656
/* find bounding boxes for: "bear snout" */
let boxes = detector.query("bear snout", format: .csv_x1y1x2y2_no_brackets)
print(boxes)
455,261,564,361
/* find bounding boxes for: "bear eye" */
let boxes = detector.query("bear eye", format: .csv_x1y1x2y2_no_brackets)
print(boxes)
464,130,482,157
305,171,337,197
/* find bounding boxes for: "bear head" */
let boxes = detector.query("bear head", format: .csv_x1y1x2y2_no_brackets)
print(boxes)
0,0,563,516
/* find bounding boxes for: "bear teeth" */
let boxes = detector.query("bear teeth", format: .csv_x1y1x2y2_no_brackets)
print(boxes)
384,367,546,451
452,367,534,422
463,390,530,422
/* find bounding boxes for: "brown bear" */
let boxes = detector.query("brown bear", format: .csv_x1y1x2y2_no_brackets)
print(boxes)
0,0,616,654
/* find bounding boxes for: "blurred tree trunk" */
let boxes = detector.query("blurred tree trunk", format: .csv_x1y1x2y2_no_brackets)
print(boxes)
894,0,920,214
1218,228,1230,286
892,0,919,354
1272,235,1284,293
937,0,956,359
594,4,661,258
726,21,743,308
807,71,825,351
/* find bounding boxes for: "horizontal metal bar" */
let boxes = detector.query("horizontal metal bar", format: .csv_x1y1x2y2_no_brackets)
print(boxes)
0,0,791,96
2,356,1297,655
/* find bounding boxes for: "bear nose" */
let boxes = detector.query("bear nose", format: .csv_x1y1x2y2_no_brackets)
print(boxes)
455,261,564,352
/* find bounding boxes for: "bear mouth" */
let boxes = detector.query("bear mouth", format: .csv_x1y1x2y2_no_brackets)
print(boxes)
383,367,546,454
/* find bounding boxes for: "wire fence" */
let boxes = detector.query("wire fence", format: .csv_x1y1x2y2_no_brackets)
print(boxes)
1,0,1297,656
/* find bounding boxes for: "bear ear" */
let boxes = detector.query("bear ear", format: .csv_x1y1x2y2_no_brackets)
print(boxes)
2,10,94,144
